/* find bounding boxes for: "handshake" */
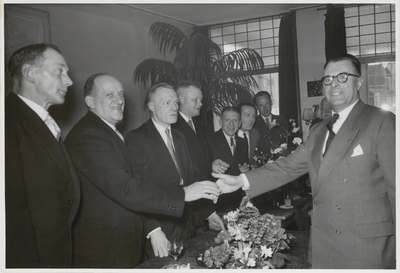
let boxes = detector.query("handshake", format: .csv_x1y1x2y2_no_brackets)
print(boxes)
183,162,245,203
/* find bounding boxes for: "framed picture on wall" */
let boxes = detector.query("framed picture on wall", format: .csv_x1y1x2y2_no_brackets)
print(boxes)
307,80,323,97
4,5,51,96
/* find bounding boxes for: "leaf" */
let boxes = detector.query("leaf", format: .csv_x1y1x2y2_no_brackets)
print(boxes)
150,22,187,56
133,59,177,87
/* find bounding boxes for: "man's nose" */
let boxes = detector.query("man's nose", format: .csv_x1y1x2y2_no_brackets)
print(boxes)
63,74,73,86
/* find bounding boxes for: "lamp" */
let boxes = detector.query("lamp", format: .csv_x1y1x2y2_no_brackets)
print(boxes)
302,108,315,125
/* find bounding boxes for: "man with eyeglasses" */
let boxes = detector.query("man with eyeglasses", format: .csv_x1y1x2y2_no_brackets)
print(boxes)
213,53,395,269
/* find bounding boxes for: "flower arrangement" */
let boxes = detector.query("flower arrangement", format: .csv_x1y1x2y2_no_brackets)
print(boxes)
210,201,294,269
254,118,302,166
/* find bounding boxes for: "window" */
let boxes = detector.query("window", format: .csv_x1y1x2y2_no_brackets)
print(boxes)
367,62,396,114
345,4,396,113
345,4,395,57
208,16,281,69
208,16,281,114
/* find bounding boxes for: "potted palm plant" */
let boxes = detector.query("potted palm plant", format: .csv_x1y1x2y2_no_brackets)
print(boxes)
133,22,264,127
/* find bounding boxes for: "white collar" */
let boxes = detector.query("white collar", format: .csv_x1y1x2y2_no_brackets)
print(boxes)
17,94,49,121
179,111,191,123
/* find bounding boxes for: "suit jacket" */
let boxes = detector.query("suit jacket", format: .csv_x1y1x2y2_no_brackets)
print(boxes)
125,119,195,240
207,129,249,213
239,128,260,166
254,114,288,155
173,114,216,219
246,101,396,269
5,92,80,268
65,111,185,268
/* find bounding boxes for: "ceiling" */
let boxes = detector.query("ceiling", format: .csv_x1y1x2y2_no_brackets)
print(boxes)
127,4,317,26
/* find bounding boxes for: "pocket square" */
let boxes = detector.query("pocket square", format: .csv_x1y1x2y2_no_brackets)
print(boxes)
351,144,363,157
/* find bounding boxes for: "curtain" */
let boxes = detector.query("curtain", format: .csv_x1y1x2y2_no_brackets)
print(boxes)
278,12,300,124
325,5,347,62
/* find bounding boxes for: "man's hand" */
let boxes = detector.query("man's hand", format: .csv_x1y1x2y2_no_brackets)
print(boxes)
149,229,169,257
212,173,244,193
212,159,229,174
207,213,225,231
238,163,250,173
183,181,221,203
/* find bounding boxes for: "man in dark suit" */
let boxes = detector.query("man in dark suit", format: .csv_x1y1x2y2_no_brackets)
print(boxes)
207,106,249,213
5,43,80,268
65,74,220,268
214,54,395,269
173,81,226,231
253,91,288,155
126,83,198,258
237,102,260,168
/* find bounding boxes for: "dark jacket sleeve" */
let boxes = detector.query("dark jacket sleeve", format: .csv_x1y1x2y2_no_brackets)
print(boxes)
65,126,185,218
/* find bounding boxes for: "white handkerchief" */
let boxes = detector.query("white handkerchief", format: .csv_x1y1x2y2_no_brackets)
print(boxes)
351,144,363,157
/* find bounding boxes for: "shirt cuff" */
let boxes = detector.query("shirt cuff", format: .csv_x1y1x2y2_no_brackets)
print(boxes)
206,211,217,220
240,173,250,190
146,227,161,239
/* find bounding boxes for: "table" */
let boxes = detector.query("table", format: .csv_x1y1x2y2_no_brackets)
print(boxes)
263,207,295,228
136,230,311,269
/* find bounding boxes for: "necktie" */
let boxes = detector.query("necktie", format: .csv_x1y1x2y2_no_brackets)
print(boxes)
115,128,124,142
323,113,339,156
230,136,236,156
187,119,196,133
265,117,270,129
243,131,250,159
165,129,184,186
45,113,60,141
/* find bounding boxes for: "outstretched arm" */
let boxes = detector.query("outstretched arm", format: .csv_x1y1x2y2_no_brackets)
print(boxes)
212,173,244,194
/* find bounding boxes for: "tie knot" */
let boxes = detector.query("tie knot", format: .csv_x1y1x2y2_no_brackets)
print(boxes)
327,113,339,132
45,113,60,141
165,128,171,139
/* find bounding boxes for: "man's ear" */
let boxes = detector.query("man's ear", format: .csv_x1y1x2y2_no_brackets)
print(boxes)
21,63,36,84
357,76,364,91
148,101,154,112
85,96,94,109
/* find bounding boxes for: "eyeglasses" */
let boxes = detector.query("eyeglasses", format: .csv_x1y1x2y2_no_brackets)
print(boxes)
321,72,360,86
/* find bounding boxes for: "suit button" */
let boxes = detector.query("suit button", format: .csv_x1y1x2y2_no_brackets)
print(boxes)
336,229,341,234
66,199,71,205
336,205,341,210
65,179,70,184
342,178,348,183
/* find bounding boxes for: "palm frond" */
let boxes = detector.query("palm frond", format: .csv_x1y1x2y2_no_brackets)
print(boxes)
208,82,254,116
133,58,177,87
150,22,187,56
222,48,264,71
214,71,259,90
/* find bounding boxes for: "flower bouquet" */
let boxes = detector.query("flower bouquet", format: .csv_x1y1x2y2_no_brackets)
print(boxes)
254,118,302,165
207,200,294,269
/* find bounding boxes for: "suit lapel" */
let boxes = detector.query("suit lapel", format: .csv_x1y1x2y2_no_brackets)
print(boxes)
11,93,71,178
314,101,364,196
146,120,181,185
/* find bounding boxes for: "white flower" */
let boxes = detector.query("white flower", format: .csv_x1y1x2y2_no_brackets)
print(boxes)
273,147,283,154
233,248,243,260
292,137,302,145
247,258,256,267
224,209,240,222
243,246,252,259
245,201,258,210
292,127,300,133
291,121,297,127
261,245,273,258
280,143,287,149
271,119,277,127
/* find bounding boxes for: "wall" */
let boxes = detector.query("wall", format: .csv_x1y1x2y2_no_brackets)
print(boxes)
296,7,327,140
18,4,192,138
